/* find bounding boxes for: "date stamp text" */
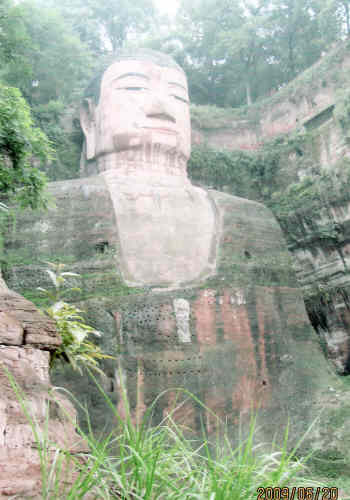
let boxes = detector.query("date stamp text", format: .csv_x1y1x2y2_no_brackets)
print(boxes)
257,487,339,500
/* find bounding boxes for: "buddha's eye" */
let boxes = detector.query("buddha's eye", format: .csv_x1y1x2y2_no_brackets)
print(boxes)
120,86,148,91
171,94,188,104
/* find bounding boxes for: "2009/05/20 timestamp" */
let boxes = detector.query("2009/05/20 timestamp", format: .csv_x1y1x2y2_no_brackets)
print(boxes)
257,487,339,500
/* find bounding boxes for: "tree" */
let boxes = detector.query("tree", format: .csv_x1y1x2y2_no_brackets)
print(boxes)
340,0,350,35
170,0,343,108
49,0,156,53
173,0,246,106
331,0,350,36
268,0,339,82
171,0,277,106
0,82,50,208
0,0,97,181
1,1,94,105
217,0,272,105
0,0,34,92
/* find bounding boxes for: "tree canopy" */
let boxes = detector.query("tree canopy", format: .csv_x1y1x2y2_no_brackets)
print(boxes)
164,0,343,106
0,0,349,182
0,83,50,208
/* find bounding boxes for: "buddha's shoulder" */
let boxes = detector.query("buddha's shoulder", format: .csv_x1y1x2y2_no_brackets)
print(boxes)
198,188,286,254
47,175,107,197
200,187,277,223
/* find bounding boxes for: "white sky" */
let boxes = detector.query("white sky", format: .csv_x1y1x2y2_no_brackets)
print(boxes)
153,0,179,19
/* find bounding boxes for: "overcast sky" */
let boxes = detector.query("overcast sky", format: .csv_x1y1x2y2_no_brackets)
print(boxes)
153,0,179,18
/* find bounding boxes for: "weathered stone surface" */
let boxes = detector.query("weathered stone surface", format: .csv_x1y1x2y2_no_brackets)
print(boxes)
284,199,350,373
12,171,339,446
0,345,84,499
0,312,23,345
81,52,191,177
188,42,350,376
103,171,216,285
0,288,60,348
0,282,86,499
111,285,330,432
191,43,350,162
7,176,120,279
4,49,342,451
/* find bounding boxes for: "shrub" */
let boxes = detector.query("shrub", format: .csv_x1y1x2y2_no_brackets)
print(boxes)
39,262,114,374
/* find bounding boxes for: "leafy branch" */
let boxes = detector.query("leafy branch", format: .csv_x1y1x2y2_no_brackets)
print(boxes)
39,262,114,375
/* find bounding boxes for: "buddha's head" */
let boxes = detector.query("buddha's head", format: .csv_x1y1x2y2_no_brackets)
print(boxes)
81,49,191,178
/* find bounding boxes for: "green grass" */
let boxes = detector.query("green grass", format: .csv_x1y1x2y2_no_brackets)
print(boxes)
5,368,334,500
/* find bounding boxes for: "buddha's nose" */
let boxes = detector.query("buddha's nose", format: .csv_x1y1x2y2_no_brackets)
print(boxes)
145,92,176,123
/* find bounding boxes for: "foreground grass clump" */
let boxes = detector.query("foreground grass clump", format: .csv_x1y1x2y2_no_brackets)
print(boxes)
8,370,324,500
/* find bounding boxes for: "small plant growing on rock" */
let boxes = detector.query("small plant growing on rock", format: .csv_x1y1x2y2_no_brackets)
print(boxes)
38,262,114,374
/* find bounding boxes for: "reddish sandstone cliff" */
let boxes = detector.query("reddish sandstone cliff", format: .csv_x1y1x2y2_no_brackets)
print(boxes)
0,277,85,499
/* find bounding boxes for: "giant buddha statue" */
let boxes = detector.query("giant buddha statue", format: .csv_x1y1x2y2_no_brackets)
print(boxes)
6,50,338,440
80,50,215,286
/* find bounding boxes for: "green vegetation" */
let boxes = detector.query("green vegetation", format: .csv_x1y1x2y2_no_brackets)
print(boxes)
38,262,114,374
33,100,83,180
1,0,350,492
188,132,307,203
160,0,347,108
0,83,50,208
188,130,350,249
0,0,97,181
18,266,144,308
189,39,350,131
268,158,350,248
1,0,349,181
310,449,348,479
190,104,251,129
5,367,331,499
334,88,350,132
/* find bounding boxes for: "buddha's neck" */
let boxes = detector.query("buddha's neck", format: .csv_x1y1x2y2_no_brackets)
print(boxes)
96,149,189,187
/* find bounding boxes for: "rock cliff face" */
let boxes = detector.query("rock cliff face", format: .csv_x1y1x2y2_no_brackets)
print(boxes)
284,200,350,375
3,171,341,450
191,43,350,164
0,278,83,499
190,40,350,376
4,47,350,458
3,44,350,492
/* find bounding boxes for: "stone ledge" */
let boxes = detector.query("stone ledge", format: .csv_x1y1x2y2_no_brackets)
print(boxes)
0,312,23,345
0,290,61,349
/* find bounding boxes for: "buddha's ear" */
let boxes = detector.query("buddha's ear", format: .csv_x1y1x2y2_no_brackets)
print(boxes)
80,98,96,160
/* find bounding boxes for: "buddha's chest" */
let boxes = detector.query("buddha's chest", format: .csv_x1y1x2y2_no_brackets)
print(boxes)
103,176,218,286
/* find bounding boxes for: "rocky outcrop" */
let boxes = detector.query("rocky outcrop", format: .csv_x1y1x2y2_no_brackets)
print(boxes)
190,40,350,375
3,174,342,450
191,41,350,163
0,285,60,349
4,47,350,456
282,198,350,375
0,277,85,499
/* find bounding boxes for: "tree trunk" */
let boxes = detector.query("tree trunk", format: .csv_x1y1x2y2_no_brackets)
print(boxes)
288,33,296,80
344,2,350,37
245,80,252,106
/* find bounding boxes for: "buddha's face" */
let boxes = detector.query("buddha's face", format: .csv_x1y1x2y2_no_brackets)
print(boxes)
84,59,191,163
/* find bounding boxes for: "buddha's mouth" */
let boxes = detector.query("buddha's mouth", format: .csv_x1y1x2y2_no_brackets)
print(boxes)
142,126,177,135
147,113,176,123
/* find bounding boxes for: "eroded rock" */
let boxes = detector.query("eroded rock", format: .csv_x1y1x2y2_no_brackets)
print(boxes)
0,289,59,348
0,312,23,345
3,49,344,452
0,281,85,499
